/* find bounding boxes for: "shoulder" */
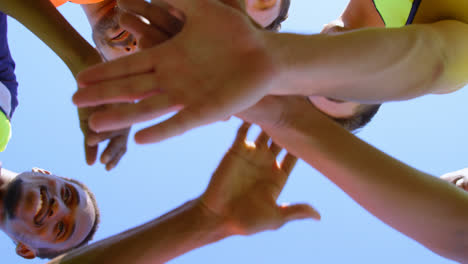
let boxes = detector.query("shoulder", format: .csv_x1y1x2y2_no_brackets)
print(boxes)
341,0,384,28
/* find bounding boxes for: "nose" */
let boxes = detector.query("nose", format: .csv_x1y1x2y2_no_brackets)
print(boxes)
124,39,138,53
47,198,67,220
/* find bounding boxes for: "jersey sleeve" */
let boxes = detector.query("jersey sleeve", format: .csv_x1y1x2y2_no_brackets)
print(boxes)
0,13,18,120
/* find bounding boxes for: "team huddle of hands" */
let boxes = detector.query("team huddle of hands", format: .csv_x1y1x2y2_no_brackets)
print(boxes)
76,0,322,245
74,0,290,158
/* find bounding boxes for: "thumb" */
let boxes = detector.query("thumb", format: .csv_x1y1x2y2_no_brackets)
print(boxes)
279,203,321,222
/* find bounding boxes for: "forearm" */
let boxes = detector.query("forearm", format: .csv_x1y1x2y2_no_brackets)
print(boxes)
259,107,468,261
48,199,229,264
1,0,100,76
266,22,459,103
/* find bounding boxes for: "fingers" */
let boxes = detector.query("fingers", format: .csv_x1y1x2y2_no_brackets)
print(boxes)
279,203,321,222
76,48,156,87
73,72,160,107
86,131,116,146
105,149,126,171
455,177,468,191
254,131,269,148
269,142,282,156
134,104,223,144
100,136,128,171
118,0,184,35
88,95,182,132
281,153,298,175
85,142,98,166
120,13,170,49
234,122,251,144
32,168,51,175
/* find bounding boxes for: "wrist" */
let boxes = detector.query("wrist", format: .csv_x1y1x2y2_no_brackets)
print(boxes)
68,49,102,78
262,31,291,95
192,198,234,240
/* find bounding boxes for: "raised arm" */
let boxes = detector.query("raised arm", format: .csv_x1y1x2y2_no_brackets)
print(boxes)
0,0,131,170
238,96,468,262
266,19,468,102
72,0,468,144
47,123,318,264
0,0,101,76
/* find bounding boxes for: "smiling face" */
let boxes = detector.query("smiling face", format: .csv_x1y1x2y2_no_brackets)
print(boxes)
0,171,96,259
83,0,138,60
83,0,287,60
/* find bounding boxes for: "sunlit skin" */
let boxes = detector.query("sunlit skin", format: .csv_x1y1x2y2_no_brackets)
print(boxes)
82,0,283,60
81,0,361,120
0,167,95,259
73,0,468,145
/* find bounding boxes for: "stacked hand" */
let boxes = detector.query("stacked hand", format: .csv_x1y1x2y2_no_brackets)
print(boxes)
78,105,130,171
200,123,320,235
441,168,468,191
73,0,278,145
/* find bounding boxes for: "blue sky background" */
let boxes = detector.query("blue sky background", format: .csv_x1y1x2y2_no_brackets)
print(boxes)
0,0,466,263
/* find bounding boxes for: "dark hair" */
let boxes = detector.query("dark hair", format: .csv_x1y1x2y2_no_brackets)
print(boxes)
264,0,291,32
332,104,381,132
36,177,100,259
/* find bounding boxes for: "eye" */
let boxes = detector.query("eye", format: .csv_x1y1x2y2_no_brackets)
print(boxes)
56,221,65,238
62,186,72,204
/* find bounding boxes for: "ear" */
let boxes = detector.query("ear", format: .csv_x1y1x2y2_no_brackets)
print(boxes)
32,167,52,175
16,242,36,259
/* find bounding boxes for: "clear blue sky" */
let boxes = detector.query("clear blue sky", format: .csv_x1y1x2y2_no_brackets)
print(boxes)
0,1,465,263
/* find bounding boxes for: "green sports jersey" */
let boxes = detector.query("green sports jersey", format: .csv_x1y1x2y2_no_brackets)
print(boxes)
0,110,10,152
372,0,422,27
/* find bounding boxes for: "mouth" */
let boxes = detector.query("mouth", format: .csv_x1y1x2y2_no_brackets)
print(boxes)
33,186,49,226
111,30,130,42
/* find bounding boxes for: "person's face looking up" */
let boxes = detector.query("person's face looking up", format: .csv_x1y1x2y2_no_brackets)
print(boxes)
246,0,284,28
84,0,138,60
0,170,96,259
84,0,287,60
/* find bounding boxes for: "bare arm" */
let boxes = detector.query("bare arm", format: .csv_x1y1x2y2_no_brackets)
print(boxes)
268,20,468,102
48,200,227,264
72,0,468,144
238,96,468,262
0,0,132,170
47,122,319,264
0,0,101,76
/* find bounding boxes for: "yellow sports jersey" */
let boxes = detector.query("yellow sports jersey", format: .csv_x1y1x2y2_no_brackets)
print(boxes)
372,0,422,27
51,0,104,7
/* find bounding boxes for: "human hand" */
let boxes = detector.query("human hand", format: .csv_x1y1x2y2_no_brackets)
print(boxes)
73,0,278,145
200,122,320,236
78,105,130,171
237,95,316,131
441,168,468,191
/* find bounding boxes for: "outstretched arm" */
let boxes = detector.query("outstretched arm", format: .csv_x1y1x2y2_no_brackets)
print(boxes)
265,19,468,102
73,0,468,144
0,0,130,170
0,0,100,76
238,96,468,262
47,123,319,264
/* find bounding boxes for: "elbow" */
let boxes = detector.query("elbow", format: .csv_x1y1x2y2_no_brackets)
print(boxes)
424,225,468,263
418,20,468,94
406,25,449,96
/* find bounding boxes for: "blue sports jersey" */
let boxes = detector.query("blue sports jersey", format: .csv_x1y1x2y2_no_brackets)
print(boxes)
0,12,18,119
